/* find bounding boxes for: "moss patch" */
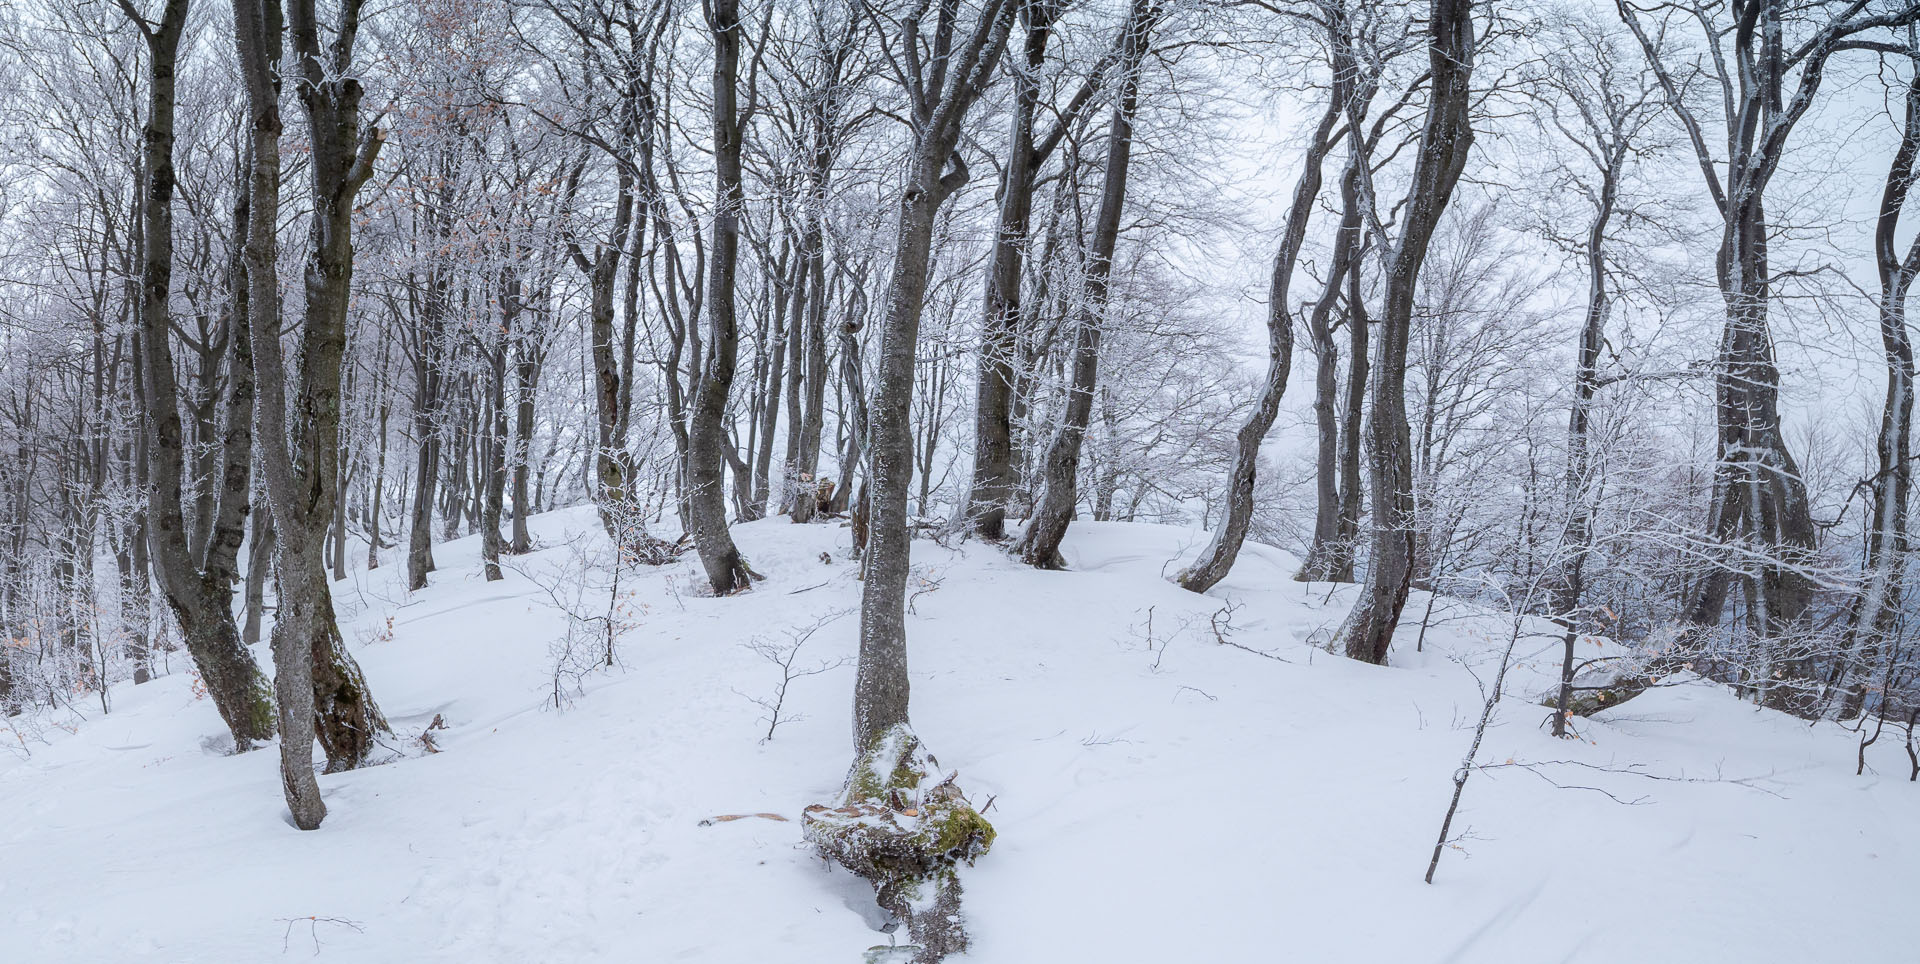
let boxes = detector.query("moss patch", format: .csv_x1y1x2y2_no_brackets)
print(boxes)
803,724,995,962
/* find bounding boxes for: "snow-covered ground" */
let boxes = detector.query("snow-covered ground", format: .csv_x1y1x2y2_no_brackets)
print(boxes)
2,508,1912,962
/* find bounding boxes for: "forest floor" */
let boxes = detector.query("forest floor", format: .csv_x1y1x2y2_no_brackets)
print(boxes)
2,506,1912,962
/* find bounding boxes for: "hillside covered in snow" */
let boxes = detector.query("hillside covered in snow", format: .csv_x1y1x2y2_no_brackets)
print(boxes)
4,510,1911,963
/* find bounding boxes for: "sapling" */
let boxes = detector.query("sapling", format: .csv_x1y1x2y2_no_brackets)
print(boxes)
740,609,852,741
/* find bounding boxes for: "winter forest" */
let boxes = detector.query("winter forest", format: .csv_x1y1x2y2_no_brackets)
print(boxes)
0,0,1915,959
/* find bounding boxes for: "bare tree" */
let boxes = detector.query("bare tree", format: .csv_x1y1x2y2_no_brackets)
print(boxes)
1015,0,1160,569
117,0,277,749
1617,0,1920,713
1333,0,1477,665
1176,1,1354,593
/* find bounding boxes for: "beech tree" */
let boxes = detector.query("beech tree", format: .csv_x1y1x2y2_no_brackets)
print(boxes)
1331,0,1476,665
1618,0,1920,713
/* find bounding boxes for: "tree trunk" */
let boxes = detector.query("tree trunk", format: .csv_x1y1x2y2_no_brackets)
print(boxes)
1017,0,1157,571
242,0,391,825
855,0,1016,750
1333,0,1476,666
685,0,755,595
967,8,1056,540
1177,25,1347,592
1841,50,1920,718
1297,154,1366,582
126,0,277,748
1551,152,1620,736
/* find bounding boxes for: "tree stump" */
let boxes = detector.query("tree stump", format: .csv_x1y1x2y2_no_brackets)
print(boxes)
803,724,995,963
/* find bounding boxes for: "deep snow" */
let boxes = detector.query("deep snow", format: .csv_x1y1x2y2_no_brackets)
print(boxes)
2,508,1912,962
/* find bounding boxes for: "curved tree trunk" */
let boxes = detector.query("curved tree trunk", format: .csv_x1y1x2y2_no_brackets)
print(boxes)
1333,0,1476,666
1178,26,1349,592
1841,50,1920,718
1017,0,1157,571
125,0,276,749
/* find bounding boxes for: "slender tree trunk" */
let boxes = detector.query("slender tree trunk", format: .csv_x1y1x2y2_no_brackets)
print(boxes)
511,342,541,553
1177,24,1346,592
1017,0,1157,571
1298,155,1366,582
243,509,274,647
1334,0,1476,666
686,0,755,594
406,342,441,590
1841,51,1920,718
1552,158,1619,736
855,0,1016,749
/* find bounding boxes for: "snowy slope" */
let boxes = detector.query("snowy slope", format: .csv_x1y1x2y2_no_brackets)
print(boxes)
2,509,1912,962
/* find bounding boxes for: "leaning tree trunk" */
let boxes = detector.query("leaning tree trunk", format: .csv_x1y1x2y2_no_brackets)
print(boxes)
1333,0,1476,666
1177,27,1349,593
125,0,277,749
1017,0,1157,571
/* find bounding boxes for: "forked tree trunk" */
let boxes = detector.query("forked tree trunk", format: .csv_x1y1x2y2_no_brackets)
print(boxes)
124,0,276,749
968,6,1126,539
855,0,1017,750
239,0,391,828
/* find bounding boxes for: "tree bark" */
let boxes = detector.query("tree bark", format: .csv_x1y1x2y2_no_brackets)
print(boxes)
1016,0,1157,570
122,0,277,748
241,0,392,827
1840,46,1920,718
686,0,756,594
1333,0,1476,666
1177,20,1348,592
855,0,1016,750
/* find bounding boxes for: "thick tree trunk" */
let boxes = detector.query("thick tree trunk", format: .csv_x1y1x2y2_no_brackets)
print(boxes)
242,0,392,826
126,0,276,748
1334,0,1475,666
